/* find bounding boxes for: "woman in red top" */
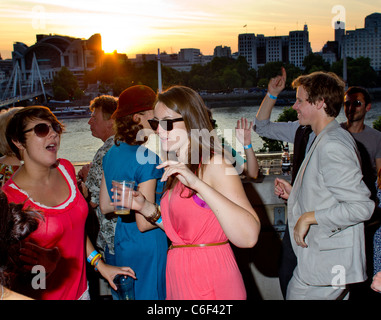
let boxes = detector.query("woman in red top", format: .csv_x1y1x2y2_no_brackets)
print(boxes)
2,106,134,300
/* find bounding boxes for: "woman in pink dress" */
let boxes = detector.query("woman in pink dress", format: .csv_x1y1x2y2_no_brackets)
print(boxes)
115,86,261,300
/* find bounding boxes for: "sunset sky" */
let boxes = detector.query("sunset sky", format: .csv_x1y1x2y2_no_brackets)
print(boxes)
0,0,379,59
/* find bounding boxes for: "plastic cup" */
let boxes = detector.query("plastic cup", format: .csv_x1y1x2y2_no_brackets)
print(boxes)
261,160,271,175
112,180,135,215
113,275,135,300
271,159,282,175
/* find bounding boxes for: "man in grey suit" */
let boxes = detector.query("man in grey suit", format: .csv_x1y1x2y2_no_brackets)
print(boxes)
274,71,375,300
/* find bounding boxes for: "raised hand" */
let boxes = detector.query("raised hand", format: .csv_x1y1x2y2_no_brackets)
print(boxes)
235,117,253,147
268,67,286,97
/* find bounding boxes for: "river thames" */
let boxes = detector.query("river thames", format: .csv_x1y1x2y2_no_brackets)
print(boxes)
58,103,381,163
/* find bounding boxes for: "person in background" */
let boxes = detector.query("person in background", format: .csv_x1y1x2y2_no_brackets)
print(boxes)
341,86,381,180
254,67,315,298
235,117,259,179
117,85,261,299
341,86,381,299
2,106,135,300
371,272,381,293
99,85,168,300
77,95,118,299
371,168,381,293
208,111,259,179
0,190,37,300
78,96,118,258
0,107,23,187
274,71,374,300
255,68,380,299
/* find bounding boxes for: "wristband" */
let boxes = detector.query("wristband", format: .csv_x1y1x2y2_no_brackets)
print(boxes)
267,92,277,100
243,144,252,150
87,250,98,263
156,217,162,224
91,253,102,266
93,256,102,271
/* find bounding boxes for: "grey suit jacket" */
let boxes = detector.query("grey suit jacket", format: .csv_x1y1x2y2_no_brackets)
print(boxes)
287,120,375,286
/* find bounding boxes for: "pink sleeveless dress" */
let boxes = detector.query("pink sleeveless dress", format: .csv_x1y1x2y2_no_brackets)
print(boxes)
161,182,246,300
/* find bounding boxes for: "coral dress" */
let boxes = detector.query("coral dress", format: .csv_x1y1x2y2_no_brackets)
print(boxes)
161,182,246,300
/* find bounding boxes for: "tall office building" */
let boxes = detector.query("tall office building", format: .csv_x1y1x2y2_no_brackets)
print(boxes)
178,48,202,65
238,24,310,70
214,45,232,58
342,13,381,71
289,25,311,68
266,36,289,64
238,33,258,69
334,20,345,58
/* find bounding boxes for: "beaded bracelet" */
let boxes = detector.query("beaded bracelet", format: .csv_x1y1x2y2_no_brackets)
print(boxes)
267,92,277,100
145,203,162,224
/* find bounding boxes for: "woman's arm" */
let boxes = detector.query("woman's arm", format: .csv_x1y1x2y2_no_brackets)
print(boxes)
157,158,261,248
99,171,114,214
135,179,160,232
85,236,135,291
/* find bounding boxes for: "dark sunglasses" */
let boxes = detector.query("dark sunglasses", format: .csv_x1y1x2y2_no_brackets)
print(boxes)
344,100,363,108
23,122,63,137
148,118,183,131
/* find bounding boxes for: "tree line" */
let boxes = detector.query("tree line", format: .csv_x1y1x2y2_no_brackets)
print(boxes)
52,51,381,100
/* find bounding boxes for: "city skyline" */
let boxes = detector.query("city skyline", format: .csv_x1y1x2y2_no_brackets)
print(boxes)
0,0,379,60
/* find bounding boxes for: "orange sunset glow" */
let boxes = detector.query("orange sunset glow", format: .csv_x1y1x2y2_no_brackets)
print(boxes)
0,0,379,59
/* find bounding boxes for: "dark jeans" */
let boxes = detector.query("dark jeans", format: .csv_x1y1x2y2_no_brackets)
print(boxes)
279,223,297,299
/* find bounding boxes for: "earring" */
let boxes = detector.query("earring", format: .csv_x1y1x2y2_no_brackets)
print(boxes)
20,160,25,165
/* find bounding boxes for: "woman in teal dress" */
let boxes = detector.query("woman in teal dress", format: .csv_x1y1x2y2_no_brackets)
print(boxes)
99,86,168,300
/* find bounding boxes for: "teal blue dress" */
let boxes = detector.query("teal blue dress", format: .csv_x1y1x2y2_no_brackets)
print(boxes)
103,142,168,300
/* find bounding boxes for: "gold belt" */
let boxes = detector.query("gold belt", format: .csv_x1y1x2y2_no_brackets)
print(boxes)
168,240,229,250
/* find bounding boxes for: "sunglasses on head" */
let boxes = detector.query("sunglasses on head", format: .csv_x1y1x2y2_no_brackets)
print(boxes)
23,122,63,137
148,118,183,131
344,100,363,108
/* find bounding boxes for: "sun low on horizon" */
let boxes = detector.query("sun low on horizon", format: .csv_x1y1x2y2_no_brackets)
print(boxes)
0,0,380,59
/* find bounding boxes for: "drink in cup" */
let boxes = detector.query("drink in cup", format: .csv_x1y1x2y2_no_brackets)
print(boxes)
261,160,271,176
112,180,135,215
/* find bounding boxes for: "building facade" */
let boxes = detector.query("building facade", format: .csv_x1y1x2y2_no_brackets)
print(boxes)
12,33,103,88
341,13,381,72
238,25,311,70
238,33,258,69
214,45,232,58
289,25,311,68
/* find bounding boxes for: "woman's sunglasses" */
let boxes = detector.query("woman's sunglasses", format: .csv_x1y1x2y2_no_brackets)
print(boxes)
344,100,363,108
23,122,63,137
148,118,183,131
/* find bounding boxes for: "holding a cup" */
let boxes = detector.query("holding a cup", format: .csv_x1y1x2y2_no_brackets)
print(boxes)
113,274,135,300
112,180,135,214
